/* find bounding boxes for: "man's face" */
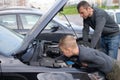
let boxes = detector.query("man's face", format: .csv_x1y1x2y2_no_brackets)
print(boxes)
60,47,73,57
78,6,90,19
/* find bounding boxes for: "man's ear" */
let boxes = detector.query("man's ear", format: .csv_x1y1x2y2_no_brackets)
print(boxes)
87,7,91,11
67,47,71,51
67,47,73,54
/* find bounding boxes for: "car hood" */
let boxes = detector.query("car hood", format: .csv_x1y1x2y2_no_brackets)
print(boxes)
15,0,68,55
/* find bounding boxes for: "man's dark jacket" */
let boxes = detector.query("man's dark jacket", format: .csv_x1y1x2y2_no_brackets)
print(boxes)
83,7,120,48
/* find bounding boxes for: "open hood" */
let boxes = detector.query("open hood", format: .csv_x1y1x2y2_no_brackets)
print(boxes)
15,0,68,54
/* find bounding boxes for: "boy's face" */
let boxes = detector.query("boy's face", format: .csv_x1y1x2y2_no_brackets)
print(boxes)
60,47,73,57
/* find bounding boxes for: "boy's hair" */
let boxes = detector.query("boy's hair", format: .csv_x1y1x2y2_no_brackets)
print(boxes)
59,35,77,49
77,1,91,13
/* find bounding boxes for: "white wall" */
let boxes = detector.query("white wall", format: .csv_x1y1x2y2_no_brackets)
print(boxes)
27,0,55,12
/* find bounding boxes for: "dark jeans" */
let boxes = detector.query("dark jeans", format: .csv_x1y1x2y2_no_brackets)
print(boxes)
100,34,120,59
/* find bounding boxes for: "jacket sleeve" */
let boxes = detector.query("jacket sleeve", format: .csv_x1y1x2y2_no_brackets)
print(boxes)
84,51,106,68
90,16,106,48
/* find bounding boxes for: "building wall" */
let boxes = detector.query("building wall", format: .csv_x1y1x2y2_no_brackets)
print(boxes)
113,0,119,5
0,0,26,8
0,0,119,8
17,0,26,6
113,0,118,3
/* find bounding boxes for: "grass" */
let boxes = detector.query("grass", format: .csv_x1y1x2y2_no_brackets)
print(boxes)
61,5,119,15
61,5,78,15
99,6,119,9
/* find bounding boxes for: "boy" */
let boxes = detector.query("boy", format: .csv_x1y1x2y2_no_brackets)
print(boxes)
59,35,120,80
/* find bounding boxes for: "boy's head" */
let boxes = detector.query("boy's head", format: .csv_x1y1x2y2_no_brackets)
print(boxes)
59,35,79,57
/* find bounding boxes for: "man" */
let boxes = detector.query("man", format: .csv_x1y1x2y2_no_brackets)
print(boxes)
59,35,120,80
77,1,120,59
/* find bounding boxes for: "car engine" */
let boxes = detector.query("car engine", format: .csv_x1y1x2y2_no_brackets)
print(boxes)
19,40,106,80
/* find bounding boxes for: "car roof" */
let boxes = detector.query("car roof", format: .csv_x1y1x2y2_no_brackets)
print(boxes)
0,7,43,15
105,9,120,13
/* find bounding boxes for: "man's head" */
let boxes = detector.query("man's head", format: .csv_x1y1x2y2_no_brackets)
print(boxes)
59,35,79,57
77,1,93,19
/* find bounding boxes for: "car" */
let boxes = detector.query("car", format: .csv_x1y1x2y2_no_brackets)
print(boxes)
0,0,105,80
105,9,120,27
0,6,86,43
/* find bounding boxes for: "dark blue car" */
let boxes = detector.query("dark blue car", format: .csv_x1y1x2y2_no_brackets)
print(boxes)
0,0,104,80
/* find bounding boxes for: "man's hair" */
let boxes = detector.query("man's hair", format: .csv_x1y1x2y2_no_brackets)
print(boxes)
59,35,77,49
77,1,91,13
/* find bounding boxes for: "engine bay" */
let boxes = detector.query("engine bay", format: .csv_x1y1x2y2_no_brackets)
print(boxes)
16,39,106,80
20,40,81,68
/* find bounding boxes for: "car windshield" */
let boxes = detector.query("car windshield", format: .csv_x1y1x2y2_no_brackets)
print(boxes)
0,25,23,56
116,13,120,24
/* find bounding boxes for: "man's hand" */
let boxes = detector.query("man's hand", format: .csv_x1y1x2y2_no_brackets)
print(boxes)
81,62,88,67
83,41,91,47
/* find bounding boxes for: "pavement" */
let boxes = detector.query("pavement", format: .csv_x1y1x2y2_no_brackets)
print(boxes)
59,14,83,26
59,14,120,61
